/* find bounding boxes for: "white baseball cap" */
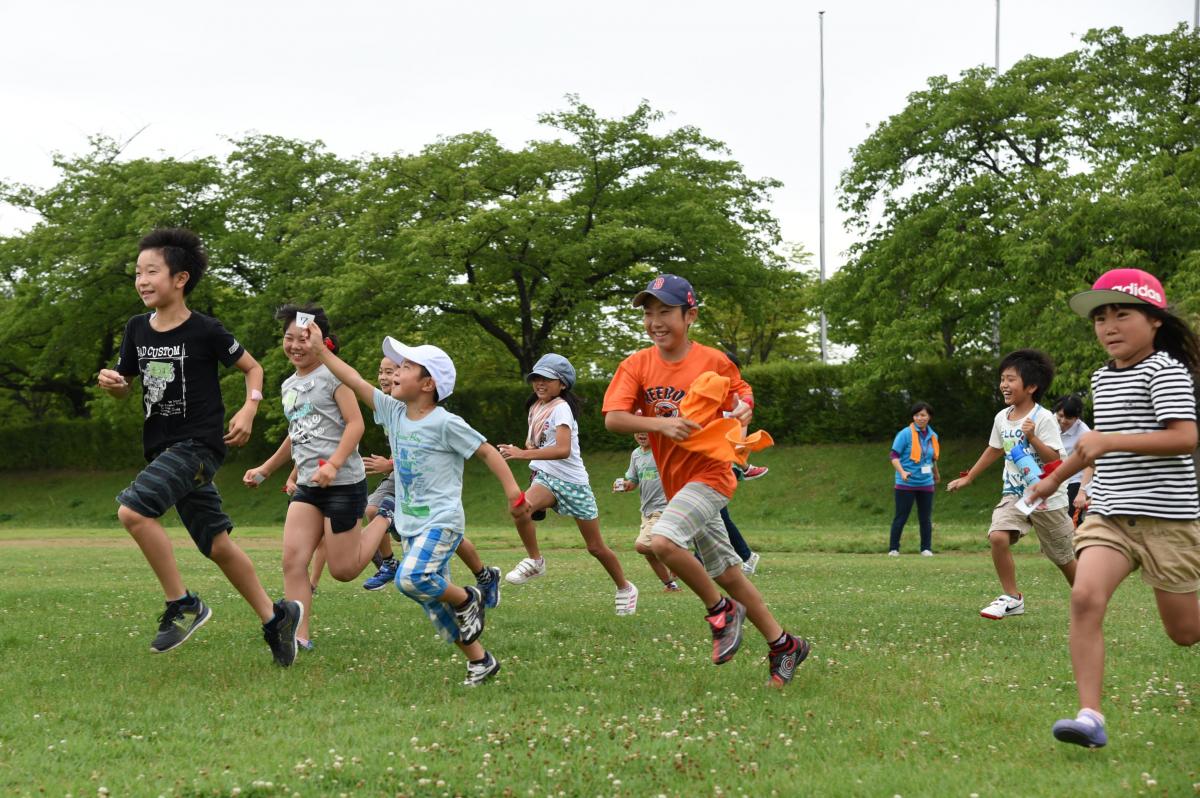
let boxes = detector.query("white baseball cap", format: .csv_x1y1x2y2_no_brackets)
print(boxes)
382,336,456,401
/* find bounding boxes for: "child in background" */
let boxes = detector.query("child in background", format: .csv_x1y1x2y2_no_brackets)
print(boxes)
603,274,808,686
499,354,638,616
98,228,301,665
1025,268,1199,748
615,430,681,591
305,332,526,685
244,305,384,650
947,350,1076,619
1053,394,1092,526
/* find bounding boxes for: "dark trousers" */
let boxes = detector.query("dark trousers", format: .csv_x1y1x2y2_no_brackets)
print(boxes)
1066,482,1087,526
888,489,933,552
720,507,753,562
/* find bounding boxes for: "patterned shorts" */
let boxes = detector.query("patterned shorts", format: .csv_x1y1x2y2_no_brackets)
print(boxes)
652,482,743,578
532,471,599,520
396,527,463,643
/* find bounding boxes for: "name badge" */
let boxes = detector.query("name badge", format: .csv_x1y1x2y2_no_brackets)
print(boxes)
920,465,932,474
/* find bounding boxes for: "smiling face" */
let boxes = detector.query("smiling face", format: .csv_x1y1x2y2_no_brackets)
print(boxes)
282,322,319,370
377,357,396,392
134,248,188,309
1091,304,1160,368
998,367,1035,408
911,409,931,430
641,297,697,356
390,359,435,403
634,431,651,448
530,375,564,403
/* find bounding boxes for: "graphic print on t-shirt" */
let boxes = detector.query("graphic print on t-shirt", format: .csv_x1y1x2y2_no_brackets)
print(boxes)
642,386,685,417
283,381,323,445
394,434,431,519
139,345,186,420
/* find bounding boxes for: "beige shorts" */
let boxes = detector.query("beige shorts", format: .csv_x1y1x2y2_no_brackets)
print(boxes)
988,494,1076,566
1075,514,1200,593
635,511,663,549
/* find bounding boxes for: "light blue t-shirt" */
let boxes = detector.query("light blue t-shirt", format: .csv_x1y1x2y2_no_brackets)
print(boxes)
890,424,938,489
372,388,486,537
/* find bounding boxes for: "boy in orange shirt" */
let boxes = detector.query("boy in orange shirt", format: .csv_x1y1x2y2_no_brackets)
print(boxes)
602,274,809,686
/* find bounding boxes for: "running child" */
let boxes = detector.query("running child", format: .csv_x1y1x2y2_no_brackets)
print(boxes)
614,430,681,591
498,354,639,616
603,274,809,686
302,332,527,685
947,349,1076,619
97,228,302,665
243,305,387,650
1025,268,1199,748
1053,394,1092,526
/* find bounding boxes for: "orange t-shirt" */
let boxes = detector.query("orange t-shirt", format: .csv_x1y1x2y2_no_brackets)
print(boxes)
602,343,752,499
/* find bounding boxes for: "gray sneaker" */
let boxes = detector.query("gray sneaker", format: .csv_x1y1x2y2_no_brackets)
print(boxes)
262,599,303,667
150,593,212,653
463,651,501,686
454,586,485,645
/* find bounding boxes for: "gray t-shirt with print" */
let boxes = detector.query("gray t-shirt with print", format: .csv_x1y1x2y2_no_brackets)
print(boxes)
282,363,366,487
625,446,666,515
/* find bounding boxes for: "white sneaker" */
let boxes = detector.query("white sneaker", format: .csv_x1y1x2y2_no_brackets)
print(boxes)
615,582,639,616
980,593,1024,619
887,550,900,557
920,549,934,557
741,552,760,576
505,557,546,585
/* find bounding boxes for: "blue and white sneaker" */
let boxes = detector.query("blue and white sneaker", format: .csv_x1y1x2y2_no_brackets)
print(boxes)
477,566,502,609
363,558,399,591
1052,709,1107,748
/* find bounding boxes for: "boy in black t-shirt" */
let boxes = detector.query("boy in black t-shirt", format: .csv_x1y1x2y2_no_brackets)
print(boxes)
98,228,303,666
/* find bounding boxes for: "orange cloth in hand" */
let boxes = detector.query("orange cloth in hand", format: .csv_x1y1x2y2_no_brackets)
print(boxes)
676,371,773,466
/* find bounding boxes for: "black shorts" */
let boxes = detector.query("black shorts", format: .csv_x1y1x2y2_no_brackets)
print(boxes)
291,479,368,533
116,439,231,558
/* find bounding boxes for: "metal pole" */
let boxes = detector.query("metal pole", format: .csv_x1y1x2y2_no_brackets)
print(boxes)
991,0,1002,356
1194,0,1198,30
818,10,828,363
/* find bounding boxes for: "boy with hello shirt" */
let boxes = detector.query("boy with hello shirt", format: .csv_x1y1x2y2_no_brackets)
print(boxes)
602,274,809,687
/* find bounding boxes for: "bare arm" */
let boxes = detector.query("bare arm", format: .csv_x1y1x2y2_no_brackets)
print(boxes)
605,409,700,441
311,384,366,487
945,446,1003,492
97,369,133,399
890,455,910,482
244,436,294,486
300,332,377,409
225,350,264,447
475,442,528,520
499,424,572,461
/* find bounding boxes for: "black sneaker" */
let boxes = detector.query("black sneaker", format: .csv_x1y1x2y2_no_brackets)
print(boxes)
454,586,485,645
705,598,746,665
463,651,501,686
150,592,212,653
262,599,303,667
767,635,811,687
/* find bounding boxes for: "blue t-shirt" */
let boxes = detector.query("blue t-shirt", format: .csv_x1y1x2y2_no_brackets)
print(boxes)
891,424,938,489
372,388,486,537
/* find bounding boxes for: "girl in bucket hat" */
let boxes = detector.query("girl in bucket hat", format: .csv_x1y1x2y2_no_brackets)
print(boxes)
1026,268,1200,748
497,353,639,616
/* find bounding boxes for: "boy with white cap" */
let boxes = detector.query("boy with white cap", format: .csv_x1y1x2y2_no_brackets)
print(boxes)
301,332,529,685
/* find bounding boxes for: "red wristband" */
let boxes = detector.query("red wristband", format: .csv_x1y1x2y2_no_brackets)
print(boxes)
510,491,526,509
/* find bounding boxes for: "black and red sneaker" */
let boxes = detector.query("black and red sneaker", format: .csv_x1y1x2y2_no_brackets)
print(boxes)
705,598,746,664
767,635,810,687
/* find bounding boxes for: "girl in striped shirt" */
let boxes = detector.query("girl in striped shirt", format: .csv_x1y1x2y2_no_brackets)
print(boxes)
1026,268,1200,748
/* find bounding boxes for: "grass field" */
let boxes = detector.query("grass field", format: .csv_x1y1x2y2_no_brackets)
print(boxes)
1,445,1197,796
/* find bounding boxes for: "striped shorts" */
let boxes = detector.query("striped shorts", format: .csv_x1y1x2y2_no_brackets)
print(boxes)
532,471,599,520
652,482,743,578
395,527,464,643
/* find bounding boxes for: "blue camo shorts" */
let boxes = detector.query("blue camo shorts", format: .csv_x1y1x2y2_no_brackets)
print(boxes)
532,471,599,521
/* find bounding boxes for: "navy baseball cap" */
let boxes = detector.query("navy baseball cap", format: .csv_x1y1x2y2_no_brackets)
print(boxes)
631,274,698,309
526,353,576,390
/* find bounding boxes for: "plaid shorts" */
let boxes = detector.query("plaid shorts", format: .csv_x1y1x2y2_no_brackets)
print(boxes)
652,482,743,578
116,439,231,557
396,527,463,643
532,471,599,521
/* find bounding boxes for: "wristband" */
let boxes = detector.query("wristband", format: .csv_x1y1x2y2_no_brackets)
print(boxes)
740,395,754,410
250,389,263,402
510,491,526,509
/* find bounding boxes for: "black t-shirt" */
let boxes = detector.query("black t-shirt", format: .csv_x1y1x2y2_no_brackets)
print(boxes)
115,311,246,460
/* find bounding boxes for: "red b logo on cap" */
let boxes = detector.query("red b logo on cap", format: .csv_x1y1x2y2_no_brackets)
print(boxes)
652,277,665,289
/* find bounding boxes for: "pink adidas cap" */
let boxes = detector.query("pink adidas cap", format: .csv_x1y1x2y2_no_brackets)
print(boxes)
1068,268,1167,317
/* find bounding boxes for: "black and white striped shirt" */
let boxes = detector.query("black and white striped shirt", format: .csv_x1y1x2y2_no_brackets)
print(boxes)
1089,351,1199,519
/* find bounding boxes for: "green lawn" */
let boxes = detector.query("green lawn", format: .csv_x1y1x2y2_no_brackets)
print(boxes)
0,445,1196,796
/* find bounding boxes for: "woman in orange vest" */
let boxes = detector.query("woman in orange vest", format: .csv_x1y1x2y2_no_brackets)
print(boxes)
888,402,940,557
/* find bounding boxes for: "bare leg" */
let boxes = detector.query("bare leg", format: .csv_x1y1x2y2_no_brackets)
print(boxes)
989,530,1020,596
512,484,556,560
457,537,484,573
651,536,721,607
325,514,392,581
1155,588,1200,646
310,538,327,589
575,518,629,589
1057,558,1077,587
715,565,783,641
118,505,186,600
1069,546,1133,711
636,542,672,583
456,638,485,661
207,532,275,622
364,505,394,560
282,502,324,642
